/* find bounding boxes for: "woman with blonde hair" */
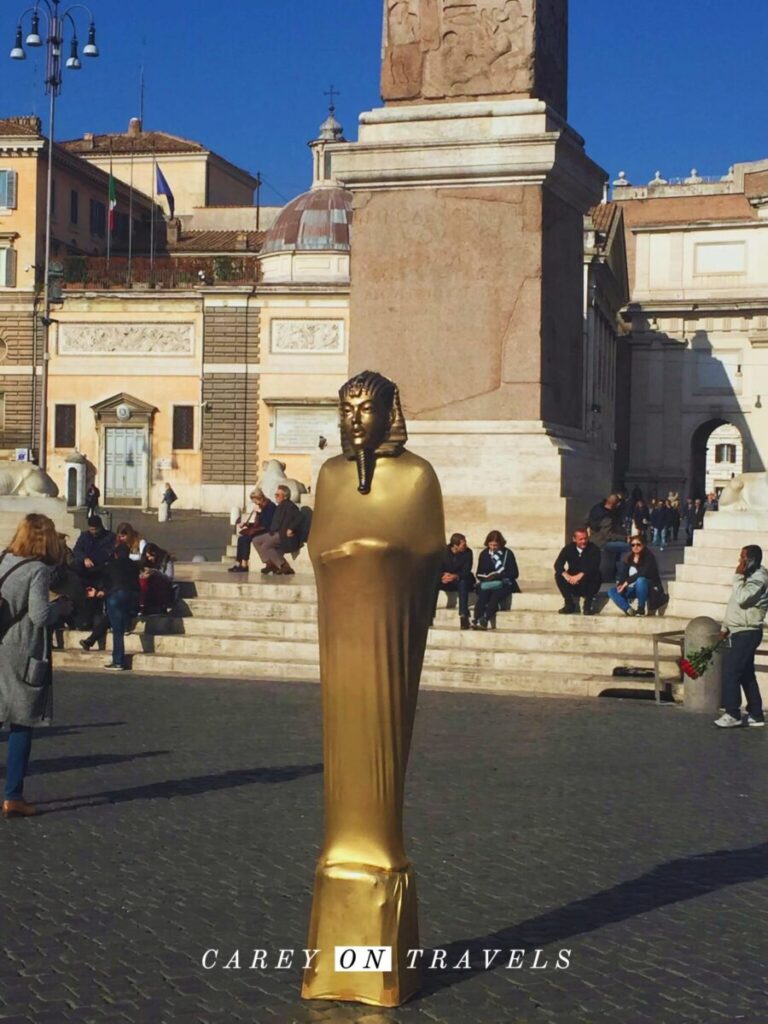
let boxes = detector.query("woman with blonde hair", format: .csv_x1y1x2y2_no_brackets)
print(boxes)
0,514,72,818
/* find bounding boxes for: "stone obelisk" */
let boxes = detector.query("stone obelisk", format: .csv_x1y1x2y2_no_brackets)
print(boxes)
327,1,607,568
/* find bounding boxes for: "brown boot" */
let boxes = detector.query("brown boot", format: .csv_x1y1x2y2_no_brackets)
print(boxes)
279,561,295,576
2,799,37,819
261,560,280,575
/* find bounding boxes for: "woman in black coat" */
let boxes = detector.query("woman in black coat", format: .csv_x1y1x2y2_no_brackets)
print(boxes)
607,535,663,616
472,530,520,630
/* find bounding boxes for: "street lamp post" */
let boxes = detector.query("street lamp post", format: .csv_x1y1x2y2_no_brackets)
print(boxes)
10,1,99,470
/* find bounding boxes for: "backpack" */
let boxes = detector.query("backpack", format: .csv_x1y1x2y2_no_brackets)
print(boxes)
296,506,313,546
0,553,40,640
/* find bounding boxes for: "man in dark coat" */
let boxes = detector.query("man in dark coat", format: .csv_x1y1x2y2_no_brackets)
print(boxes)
72,516,115,585
554,528,602,614
252,485,304,575
438,532,474,630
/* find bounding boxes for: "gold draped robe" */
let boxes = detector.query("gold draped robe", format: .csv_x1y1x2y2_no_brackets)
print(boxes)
301,449,445,1006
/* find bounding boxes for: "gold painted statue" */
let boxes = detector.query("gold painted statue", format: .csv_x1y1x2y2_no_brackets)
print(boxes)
301,371,445,1006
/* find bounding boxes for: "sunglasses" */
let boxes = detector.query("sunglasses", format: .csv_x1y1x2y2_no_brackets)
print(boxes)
630,543,643,548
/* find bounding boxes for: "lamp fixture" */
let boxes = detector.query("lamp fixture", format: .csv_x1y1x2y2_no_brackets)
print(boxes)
65,36,80,69
756,395,762,409
82,21,97,56
10,25,25,59
26,12,41,46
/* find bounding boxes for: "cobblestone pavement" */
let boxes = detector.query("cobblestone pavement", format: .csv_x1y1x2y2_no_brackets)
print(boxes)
1,675,767,1024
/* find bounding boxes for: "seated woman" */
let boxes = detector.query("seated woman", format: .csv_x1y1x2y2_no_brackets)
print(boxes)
229,489,276,573
138,542,175,615
115,522,146,562
608,535,661,616
472,530,520,630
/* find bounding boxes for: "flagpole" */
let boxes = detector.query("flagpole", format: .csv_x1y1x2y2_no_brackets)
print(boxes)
150,153,156,272
106,150,112,268
128,138,134,284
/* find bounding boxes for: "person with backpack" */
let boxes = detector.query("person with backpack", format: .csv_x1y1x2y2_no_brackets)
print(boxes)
0,514,73,819
161,482,178,521
714,545,768,728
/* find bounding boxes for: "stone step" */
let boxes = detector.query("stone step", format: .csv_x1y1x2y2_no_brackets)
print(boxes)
175,593,684,628
692,528,768,546
675,563,737,585
667,599,728,621
668,580,731,605
683,546,743,569
147,633,685,675
54,649,682,699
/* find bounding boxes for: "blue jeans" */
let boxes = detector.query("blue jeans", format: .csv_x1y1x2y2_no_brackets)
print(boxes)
106,590,139,668
608,577,650,613
440,575,474,618
1,724,33,799
652,528,665,547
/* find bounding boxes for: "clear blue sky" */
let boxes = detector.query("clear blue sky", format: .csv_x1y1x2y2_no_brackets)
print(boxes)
0,0,765,203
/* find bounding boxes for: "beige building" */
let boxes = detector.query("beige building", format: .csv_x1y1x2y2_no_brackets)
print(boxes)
0,115,155,456
61,118,260,220
35,111,351,512
614,159,768,498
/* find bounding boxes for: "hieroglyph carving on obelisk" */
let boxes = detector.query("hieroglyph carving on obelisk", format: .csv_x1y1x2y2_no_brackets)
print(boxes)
382,0,567,115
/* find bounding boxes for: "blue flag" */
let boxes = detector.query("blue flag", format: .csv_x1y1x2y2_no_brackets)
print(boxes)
155,163,175,220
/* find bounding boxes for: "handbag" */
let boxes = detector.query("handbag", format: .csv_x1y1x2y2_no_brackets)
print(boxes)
239,523,263,539
479,579,504,592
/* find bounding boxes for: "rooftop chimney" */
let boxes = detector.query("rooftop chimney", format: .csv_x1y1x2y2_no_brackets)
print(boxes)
128,117,142,137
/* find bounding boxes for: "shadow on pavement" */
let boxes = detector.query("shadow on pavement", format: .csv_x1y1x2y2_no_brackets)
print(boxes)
25,751,170,776
417,839,768,997
39,762,324,813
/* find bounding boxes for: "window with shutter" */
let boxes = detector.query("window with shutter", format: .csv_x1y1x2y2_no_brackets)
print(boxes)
172,406,194,450
70,189,79,225
0,171,17,209
54,404,76,448
0,249,16,287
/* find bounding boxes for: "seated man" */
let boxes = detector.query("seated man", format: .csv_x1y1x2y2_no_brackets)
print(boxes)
554,528,602,615
72,515,116,629
252,484,303,576
438,532,475,630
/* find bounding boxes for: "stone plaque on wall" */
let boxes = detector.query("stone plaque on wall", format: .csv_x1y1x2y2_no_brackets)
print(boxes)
273,406,339,452
58,323,195,356
381,0,567,115
270,319,345,354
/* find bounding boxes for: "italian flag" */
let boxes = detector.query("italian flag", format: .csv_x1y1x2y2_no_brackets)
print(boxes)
108,172,117,233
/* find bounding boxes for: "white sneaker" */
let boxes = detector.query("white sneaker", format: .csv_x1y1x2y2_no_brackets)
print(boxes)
714,713,743,728
746,716,765,728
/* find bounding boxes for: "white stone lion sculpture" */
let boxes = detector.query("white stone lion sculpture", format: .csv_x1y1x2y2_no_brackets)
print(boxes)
257,459,308,504
0,461,59,498
718,473,768,512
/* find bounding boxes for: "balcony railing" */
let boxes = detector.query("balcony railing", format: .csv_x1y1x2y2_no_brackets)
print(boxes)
60,256,260,290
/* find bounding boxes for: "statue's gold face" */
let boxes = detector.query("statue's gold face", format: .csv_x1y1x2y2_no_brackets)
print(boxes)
341,392,389,451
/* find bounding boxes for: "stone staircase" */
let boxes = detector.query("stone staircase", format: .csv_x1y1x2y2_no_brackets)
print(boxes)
668,511,768,621
55,565,696,699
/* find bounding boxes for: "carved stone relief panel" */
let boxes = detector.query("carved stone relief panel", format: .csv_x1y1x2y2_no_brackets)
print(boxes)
58,323,194,356
270,319,346,354
382,0,567,115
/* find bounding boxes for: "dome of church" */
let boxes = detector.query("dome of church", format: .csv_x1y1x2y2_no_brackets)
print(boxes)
262,187,353,254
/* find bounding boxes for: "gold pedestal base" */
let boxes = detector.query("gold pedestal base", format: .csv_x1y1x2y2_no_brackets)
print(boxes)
301,862,421,1006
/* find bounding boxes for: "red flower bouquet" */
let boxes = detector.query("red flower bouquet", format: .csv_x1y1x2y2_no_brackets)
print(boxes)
679,635,729,680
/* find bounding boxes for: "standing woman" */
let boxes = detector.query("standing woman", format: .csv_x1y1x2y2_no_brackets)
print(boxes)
715,545,768,728
0,514,72,818
472,530,520,630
